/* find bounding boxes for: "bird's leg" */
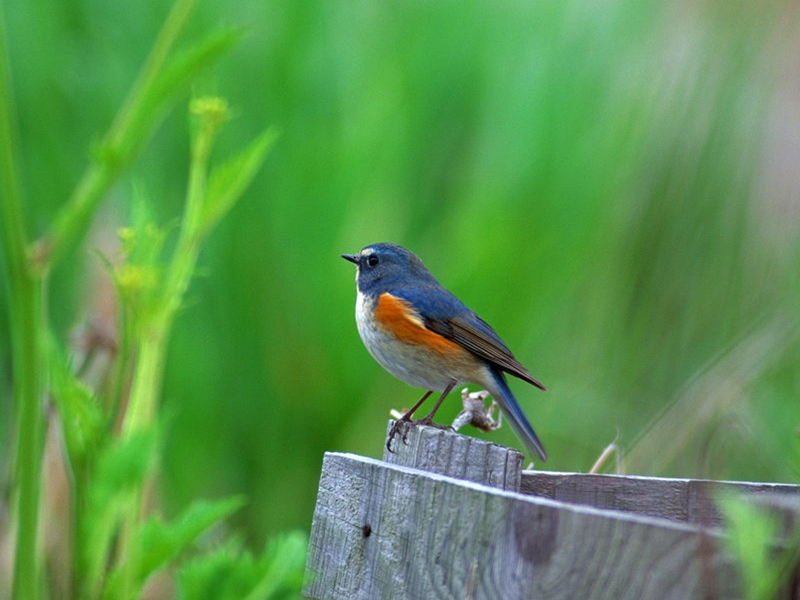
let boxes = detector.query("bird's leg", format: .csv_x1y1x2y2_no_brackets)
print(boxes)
387,390,433,452
415,380,457,428
386,381,459,451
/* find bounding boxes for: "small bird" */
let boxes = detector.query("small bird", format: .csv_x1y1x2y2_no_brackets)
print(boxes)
342,243,548,461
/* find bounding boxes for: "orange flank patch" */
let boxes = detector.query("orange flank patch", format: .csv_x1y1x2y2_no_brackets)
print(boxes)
375,293,462,353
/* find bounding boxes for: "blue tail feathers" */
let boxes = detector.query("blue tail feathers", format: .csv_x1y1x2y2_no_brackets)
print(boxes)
486,367,547,462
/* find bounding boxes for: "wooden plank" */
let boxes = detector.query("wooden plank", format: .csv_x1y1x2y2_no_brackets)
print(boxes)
306,452,738,600
381,421,523,491
521,471,800,527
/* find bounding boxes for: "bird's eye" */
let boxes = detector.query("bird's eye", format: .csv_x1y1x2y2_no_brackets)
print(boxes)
366,254,379,267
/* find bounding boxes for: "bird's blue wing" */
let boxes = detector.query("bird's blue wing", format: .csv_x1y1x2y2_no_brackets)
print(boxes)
391,284,546,390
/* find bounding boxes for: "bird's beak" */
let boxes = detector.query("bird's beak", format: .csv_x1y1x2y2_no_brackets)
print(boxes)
341,253,358,264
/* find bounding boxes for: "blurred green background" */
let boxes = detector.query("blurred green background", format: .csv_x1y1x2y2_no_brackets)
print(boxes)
2,0,799,548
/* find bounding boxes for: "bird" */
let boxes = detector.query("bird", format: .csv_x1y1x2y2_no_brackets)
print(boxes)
341,242,548,461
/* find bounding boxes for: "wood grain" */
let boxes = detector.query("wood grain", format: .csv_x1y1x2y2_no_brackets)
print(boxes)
521,471,799,527
306,453,738,600
382,421,523,491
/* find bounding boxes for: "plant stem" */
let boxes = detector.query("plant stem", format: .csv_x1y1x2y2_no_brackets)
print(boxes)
9,283,46,600
114,99,224,598
0,6,46,599
35,0,198,271
123,324,169,439
121,98,223,438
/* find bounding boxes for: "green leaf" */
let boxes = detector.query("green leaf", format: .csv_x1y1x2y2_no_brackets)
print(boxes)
106,28,244,167
101,496,246,599
94,27,243,174
42,4,241,269
80,430,158,595
49,339,106,473
177,531,308,600
138,496,247,581
199,127,279,238
718,493,784,600
243,531,308,600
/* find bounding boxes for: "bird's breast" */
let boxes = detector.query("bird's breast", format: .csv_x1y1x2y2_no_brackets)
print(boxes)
354,291,484,390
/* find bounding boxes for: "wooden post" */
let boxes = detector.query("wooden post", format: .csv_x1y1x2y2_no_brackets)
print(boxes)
521,470,800,527
382,421,523,491
305,422,800,600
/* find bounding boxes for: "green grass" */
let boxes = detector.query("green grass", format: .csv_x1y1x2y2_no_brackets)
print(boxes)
719,492,800,600
1,0,799,595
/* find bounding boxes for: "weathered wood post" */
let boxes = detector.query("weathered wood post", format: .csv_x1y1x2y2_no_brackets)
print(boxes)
380,421,524,491
305,422,800,600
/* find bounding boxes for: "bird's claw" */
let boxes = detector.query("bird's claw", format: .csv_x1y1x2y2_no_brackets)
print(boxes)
387,414,453,452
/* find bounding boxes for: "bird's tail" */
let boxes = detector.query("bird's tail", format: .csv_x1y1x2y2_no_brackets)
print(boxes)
485,367,548,462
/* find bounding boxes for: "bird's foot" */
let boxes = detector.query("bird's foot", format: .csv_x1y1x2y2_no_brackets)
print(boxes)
386,413,454,453
386,414,412,453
